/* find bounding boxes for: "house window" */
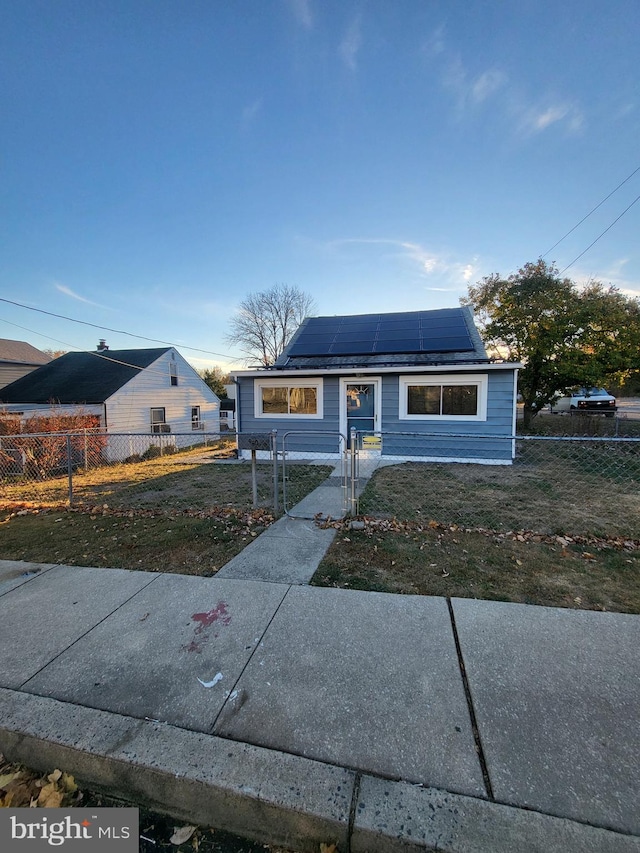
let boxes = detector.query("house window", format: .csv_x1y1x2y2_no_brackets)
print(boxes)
255,379,323,419
150,407,170,432
191,406,202,430
169,363,178,386
399,374,487,421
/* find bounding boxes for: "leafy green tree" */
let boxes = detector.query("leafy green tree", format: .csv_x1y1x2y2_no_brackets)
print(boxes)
198,367,229,398
463,260,640,428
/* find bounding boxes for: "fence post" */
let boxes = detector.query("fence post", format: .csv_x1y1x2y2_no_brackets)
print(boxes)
350,427,358,516
84,429,89,470
66,435,73,506
251,447,258,508
271,430,279,514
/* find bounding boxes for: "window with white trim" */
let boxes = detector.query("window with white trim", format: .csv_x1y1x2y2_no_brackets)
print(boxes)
150,407,171,432
399,374,488,421
255,379,323,419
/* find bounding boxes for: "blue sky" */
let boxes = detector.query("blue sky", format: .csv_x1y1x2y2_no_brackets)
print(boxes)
1,0,639,370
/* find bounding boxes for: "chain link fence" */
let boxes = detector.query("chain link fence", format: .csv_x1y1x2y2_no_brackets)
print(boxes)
0,430,250,511
356,433,640,540
2,429,639,541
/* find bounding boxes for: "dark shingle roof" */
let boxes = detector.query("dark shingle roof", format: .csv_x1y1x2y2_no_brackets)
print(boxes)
0,349,170,404
0,339,51,366
273,306,488,370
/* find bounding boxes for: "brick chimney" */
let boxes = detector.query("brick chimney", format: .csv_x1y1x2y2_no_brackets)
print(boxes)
97,339,109,351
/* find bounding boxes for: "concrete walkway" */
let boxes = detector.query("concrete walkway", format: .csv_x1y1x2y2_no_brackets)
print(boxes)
0,556,638,852
217,454,383,584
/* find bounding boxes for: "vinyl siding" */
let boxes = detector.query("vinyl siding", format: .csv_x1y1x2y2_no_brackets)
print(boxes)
380,370,515,461
238,368,517,462
105,350,220,434
0,364,42,389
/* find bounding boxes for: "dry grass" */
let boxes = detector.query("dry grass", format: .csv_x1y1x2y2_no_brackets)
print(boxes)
315,434,640,614
313,525,640,614
1,444,332,515
0,446,332,574
0,509,265,575
359,439,640,539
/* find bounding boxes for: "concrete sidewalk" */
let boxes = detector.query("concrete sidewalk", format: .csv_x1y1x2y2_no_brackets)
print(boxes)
0,558,639,852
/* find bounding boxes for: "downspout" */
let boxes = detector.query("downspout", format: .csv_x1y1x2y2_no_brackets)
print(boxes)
233,377,241,436
512,368,519,459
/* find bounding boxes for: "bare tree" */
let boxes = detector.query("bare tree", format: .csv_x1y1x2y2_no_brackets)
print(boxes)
226,284,317,366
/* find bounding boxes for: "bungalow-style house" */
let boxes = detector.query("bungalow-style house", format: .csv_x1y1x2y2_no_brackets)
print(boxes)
0,339,51,389
233,307,521,464
0,344,220,460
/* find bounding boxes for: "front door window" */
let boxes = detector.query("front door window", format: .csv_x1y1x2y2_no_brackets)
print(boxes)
346,383,375,440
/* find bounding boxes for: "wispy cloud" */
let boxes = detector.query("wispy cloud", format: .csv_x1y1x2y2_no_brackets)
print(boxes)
339,13,363,72
241,98,263,130
54,283,106,308
519,101,584,136
572,258,640,298
442,58,508,117
431,33,584,137
472,70,508,104
286,0,313,30
422,25,446,58
327,238,478,291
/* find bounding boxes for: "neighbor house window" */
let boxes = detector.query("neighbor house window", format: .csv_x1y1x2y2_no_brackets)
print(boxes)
255,379,323,418
169,362,178,386
191,406,201,429
150,407,170,432
399,374,487,421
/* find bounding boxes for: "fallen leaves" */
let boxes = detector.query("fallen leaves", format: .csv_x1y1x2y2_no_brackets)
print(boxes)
169,825,197,845
0,502,276,541
0,756,79,808
318,515,640,554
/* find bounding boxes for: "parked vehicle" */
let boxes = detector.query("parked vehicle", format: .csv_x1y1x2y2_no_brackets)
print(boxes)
549,388,616,417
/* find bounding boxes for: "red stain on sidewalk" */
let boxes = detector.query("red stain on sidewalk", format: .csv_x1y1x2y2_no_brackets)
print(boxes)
182,601,231,653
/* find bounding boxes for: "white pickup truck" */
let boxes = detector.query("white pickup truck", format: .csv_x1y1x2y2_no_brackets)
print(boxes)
549,387,617,417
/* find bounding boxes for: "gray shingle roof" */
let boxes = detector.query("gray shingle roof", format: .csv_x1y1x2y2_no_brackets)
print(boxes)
0,349,170,404
0,339,51,366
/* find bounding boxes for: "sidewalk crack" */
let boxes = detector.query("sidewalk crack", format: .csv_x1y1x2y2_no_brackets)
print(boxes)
447,598,495,801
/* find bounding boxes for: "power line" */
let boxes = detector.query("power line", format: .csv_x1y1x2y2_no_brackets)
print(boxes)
0,297,240,363
559,192,640,275
542,164,640,259
0,316,232,381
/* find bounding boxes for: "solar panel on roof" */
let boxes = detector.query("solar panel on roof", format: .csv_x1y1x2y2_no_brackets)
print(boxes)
286,309,475,357
330,340,376,354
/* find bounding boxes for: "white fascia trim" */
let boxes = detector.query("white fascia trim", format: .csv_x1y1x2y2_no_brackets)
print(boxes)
232,362,522,379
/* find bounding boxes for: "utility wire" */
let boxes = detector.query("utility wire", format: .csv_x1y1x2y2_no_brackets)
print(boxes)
559,192,640,275
0,316,232,380
542,164,640,259
0,297,240,363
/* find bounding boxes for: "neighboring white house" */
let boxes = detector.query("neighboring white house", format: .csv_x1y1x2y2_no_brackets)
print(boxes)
0,339,51,389
0,344,220,461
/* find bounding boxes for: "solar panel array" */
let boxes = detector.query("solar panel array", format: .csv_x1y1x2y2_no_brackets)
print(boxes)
286,309,475,357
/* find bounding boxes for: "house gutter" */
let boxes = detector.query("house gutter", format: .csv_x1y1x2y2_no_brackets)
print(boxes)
231,362,523,379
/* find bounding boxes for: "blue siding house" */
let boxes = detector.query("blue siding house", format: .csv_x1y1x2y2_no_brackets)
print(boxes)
233,307,521,464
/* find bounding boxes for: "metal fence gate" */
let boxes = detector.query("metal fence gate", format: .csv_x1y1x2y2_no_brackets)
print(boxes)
281,431,351,518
